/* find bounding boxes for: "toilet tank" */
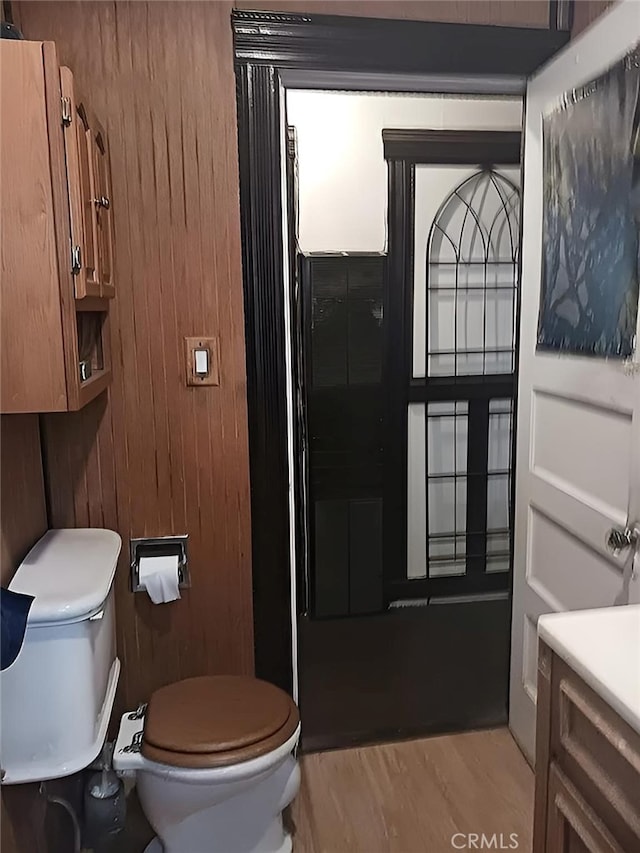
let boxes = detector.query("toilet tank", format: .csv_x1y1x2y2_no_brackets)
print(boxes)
0,529,121,784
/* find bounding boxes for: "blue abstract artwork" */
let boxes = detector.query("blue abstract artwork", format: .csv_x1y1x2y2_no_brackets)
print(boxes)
538,45,640,358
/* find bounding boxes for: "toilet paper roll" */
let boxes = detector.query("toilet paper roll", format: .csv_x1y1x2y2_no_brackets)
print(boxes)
138,555,181,604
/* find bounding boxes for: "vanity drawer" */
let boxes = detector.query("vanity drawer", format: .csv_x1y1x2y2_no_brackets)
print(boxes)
547,763,624,853
551,657,640,851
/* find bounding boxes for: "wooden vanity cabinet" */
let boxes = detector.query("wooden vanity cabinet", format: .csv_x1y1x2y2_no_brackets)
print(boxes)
1,39,114,413
533,642,640,853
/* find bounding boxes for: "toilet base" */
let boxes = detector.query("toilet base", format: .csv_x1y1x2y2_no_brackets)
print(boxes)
143,830,293,853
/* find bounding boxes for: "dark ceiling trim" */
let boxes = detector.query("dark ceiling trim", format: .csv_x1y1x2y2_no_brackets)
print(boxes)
549,0,575,32
383,130,522,165
279,68,528,96
232,10,570,75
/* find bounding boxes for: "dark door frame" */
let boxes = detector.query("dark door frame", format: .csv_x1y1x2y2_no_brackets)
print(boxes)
232,8,570,694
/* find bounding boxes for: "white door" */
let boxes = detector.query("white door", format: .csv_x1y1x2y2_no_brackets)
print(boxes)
509,0,640,762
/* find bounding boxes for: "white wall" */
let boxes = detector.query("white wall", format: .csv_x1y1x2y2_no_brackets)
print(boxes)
286,90,523,252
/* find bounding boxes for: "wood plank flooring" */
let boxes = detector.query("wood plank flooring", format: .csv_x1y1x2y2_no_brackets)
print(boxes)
290,728,534,852
109,728,533,852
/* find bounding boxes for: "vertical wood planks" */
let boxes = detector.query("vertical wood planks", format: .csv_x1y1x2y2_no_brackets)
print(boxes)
15,1,254,709
0,414,47,585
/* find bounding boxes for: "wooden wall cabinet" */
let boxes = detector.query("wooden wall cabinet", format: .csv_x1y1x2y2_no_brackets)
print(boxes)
533,643,640,853
1,40,114,413
60,66,115,301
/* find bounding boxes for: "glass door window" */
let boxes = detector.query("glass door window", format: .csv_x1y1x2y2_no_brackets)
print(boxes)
406,164,521,593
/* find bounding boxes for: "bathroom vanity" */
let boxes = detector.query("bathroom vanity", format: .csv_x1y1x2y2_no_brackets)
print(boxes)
533,606,640,852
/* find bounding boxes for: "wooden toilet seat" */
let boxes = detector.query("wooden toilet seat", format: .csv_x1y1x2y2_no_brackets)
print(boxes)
141,675,299,769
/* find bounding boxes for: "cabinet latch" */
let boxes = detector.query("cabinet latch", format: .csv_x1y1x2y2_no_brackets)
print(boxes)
61,96,72,126
71,244,82,275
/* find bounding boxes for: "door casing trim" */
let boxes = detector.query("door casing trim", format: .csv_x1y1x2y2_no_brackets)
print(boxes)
232,9,570,693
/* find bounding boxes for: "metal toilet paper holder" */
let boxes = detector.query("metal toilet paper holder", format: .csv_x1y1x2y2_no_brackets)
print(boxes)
130,535,190,593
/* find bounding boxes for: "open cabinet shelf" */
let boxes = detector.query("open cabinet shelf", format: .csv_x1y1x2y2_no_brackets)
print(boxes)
76,369,111,409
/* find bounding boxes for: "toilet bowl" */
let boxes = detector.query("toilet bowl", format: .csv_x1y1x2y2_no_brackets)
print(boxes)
113,675,301,853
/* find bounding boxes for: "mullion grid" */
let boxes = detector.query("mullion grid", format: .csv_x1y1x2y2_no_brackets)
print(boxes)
425,400,468,579
486,398,514,573
427,170,518,379
424,392,513,580
422,169,518,583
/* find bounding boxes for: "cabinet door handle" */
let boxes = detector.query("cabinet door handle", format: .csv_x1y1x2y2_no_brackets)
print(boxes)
71,244,82,275
93,195,110,210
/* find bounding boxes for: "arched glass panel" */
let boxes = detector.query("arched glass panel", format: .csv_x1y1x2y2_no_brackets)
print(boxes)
408,165,520,585
427,169,521,377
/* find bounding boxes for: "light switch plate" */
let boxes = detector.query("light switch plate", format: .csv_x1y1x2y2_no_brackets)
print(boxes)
184,336,219,386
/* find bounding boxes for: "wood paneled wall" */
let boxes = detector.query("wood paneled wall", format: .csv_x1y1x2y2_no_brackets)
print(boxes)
15,0,255,711
9,0,560,716
0,415,47,584
0,414,48,853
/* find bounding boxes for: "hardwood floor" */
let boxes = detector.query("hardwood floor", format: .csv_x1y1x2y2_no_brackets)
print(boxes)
110,728,533,852
291,728,534,852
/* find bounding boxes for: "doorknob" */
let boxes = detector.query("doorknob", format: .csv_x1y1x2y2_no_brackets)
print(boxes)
606,523,640,557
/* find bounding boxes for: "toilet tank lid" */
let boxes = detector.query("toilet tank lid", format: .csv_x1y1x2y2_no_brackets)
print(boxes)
9,529,121,625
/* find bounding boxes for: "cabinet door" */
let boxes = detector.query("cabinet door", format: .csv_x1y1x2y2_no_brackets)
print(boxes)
91,121,114,298
547,765,623,853
60,67,100,298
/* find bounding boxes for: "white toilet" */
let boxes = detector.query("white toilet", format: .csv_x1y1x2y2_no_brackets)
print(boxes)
0,528,121,785
113,676,301,853
0,527,301,853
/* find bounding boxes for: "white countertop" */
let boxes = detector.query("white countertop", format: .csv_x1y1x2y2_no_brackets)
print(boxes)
538,605,640,735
